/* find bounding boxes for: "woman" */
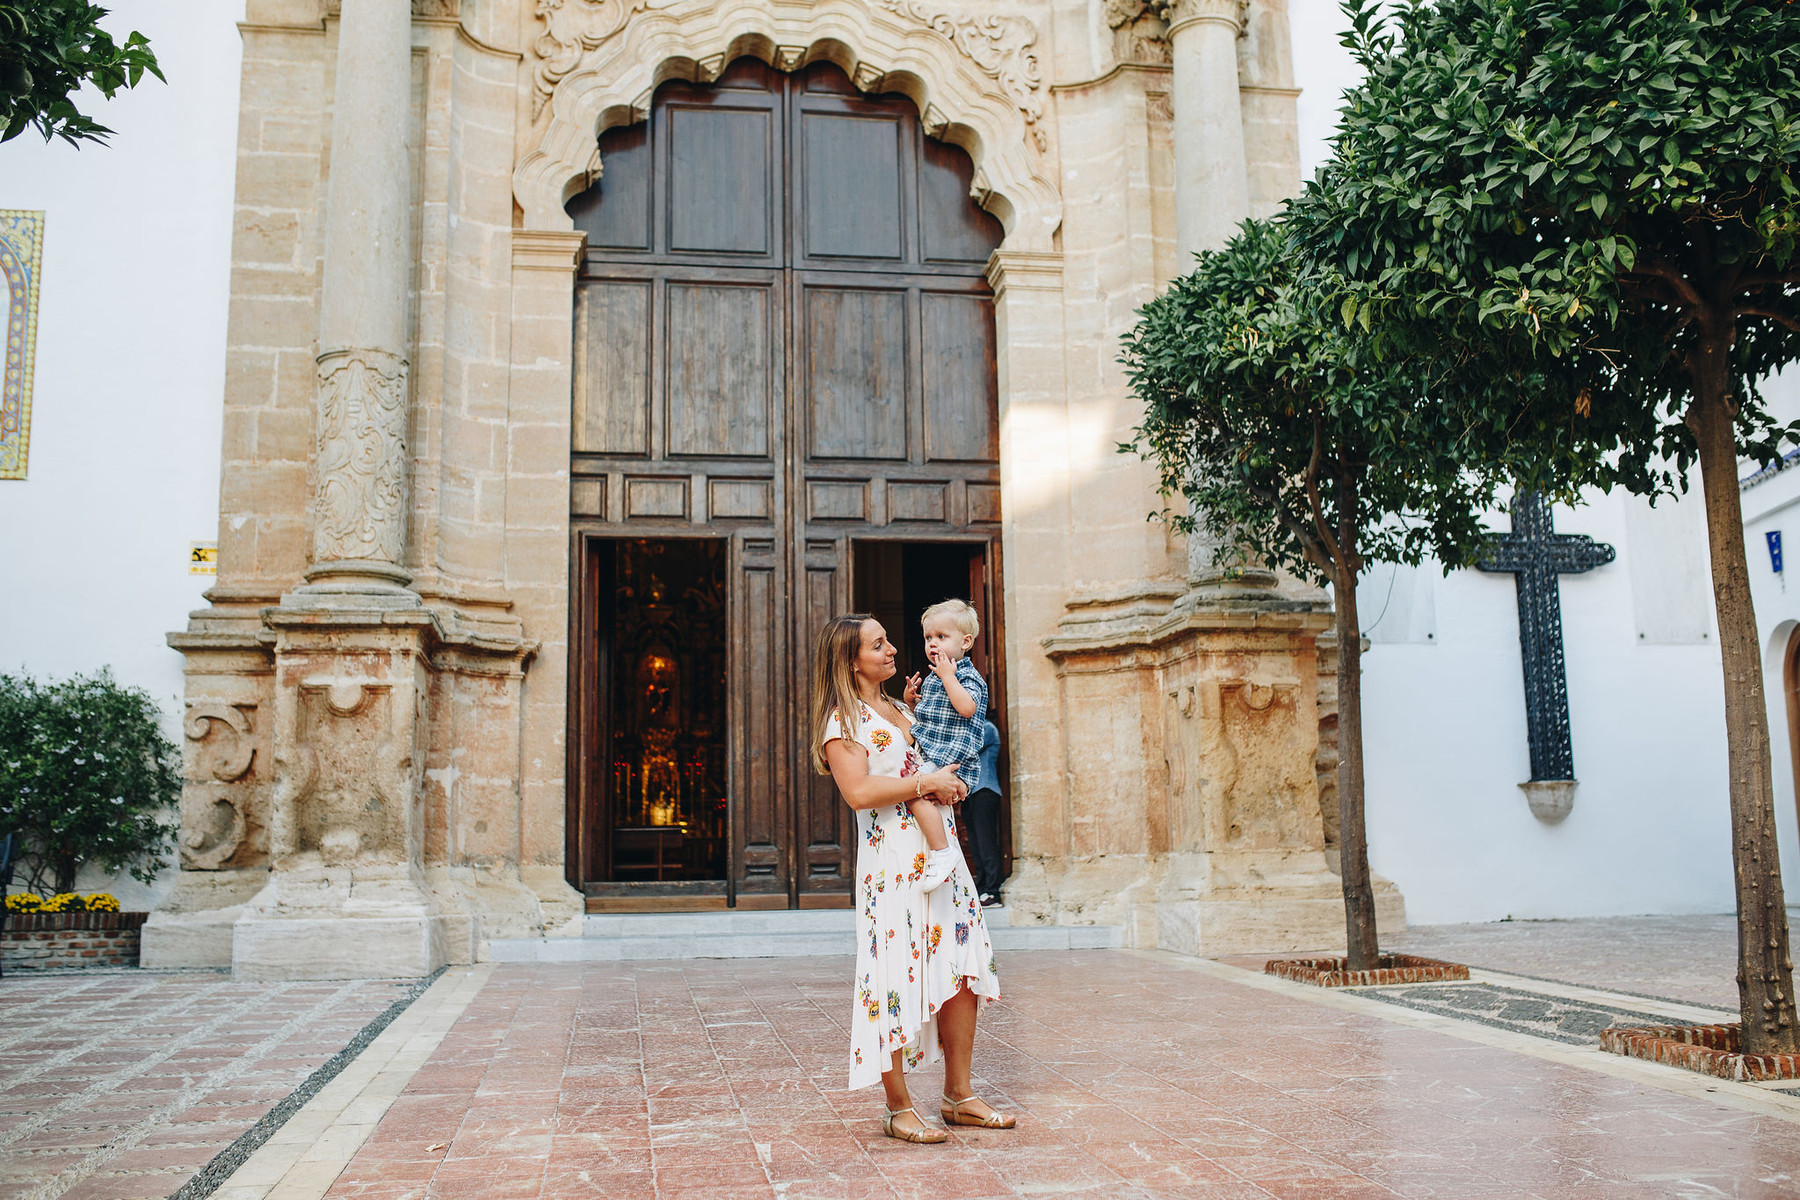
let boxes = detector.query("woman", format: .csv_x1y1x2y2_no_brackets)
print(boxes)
811,613,1016,1143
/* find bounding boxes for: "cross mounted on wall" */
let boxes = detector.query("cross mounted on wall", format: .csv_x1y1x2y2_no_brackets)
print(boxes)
1476,492,1615,785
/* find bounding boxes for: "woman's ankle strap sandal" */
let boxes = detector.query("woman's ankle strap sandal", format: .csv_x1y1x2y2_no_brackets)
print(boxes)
940,1094,1017,1129
883,1105,949,1143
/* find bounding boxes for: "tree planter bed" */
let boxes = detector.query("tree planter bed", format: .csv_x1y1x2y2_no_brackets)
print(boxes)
1600,1022,1800,1082
1265,953,1469,987
2,912,146,970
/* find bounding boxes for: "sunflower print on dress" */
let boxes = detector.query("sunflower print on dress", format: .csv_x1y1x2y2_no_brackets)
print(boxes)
871,728,892,751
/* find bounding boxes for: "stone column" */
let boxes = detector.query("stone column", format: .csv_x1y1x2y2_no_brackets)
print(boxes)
1167,0,1249,261
301,0,416,600
1166,0,1266,590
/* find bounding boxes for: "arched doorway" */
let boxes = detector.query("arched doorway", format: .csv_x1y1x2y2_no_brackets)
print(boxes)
565,58,1006,910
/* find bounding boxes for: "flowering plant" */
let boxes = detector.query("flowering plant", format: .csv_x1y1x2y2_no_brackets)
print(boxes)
4,892,122,913
0,669,178,895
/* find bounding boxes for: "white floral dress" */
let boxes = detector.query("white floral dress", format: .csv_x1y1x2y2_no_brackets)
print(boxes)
824,701,1000,1091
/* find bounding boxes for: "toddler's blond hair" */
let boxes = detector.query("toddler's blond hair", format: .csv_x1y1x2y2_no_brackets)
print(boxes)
921,598,980,640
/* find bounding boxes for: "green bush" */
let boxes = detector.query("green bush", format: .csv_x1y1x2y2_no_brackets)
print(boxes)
0,669,179,895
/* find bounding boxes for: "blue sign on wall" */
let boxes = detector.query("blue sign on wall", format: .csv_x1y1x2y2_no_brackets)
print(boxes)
1769,530,1784,575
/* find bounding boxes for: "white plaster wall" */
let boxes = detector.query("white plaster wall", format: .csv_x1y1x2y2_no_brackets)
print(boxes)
0,2,242,908
1355,490,1736,923
0,1,242,719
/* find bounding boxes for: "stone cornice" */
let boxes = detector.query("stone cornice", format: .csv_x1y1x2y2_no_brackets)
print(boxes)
512,229,588,272
985,248,1064,296
1161,0,1246,37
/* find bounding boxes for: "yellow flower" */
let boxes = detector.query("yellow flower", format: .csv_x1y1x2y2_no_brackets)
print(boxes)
83,893,120,912
4,893,43,913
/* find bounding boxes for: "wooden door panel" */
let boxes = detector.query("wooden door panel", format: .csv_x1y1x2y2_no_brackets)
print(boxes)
798,537,853,893
731,534,787,895
568,122,651,252
920,136,1005,264
665,281,774,457
921,291,999,463
801,112,903,261
573,281,651,456
804,286,908,460
667,105,775,256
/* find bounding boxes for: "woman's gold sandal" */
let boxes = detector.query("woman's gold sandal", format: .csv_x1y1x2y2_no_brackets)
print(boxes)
883,1105,948,1143
940,1094,1016,1129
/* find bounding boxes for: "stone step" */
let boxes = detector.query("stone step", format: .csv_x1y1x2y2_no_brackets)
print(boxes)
486,906,1124,962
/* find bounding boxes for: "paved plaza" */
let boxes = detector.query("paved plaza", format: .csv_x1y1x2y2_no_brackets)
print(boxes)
1,914,1796,1199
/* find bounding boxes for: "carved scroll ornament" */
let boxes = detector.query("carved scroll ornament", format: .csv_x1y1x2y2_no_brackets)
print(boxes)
531,0,1047,150
874,0,1046,150
312,347,410,566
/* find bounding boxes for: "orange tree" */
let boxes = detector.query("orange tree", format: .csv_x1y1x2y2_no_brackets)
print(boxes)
1290,0,1800,1048
0,0,161,145
1121,219,1507,970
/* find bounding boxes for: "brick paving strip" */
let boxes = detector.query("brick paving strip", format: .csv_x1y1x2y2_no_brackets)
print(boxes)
0,972,418,1200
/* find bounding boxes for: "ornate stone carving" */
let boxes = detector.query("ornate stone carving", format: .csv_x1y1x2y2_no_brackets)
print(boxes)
312,347,410,567
875,0,1045,150
1106,0,1171,65
531,0,1047,149
180,703,261,870
533,0,654,111
184,703,257,782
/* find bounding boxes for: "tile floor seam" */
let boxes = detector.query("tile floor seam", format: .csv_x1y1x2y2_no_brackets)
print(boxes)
0,982,306,1156
1153,950,1800,1126
0,979,211,1094
17,980,372,1200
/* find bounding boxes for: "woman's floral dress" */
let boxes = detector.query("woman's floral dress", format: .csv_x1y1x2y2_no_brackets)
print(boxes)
824,702,999,1091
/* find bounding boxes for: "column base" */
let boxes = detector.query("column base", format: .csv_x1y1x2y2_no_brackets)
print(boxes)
1005,850,1406,958
230,861,457,981
139,868,270,969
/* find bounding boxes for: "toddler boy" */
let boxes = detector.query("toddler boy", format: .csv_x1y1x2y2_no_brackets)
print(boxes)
904,599,987,892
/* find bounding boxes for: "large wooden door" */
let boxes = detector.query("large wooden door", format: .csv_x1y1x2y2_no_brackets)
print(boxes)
566,58,1004,906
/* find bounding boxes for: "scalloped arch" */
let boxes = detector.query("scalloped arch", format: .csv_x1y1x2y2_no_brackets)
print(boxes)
513,0,1062,251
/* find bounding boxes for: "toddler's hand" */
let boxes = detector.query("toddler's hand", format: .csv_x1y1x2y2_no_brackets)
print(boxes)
903,673,922,707
928,648,955,679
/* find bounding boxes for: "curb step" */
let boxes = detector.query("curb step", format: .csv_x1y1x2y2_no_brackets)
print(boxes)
487,906,1124,963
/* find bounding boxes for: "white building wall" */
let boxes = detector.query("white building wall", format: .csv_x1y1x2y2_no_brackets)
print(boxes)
0,1,241,709
0,2,243,908
1357,490,1737,924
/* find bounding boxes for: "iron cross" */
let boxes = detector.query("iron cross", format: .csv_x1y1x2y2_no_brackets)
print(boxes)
1476,492,1615,782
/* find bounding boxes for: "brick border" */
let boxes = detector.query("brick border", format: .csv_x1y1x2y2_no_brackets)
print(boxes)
1600,1022,1800,1081
1265,953,1470,987
3,911,147,969
5,912,147,932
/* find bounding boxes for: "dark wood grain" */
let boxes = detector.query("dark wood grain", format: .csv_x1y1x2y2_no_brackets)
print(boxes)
566,58,1004,904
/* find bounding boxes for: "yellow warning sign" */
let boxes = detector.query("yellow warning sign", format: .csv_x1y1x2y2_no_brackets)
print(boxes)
190,542,218,576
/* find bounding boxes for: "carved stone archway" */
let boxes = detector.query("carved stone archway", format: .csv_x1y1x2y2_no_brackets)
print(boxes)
513,0,1063,249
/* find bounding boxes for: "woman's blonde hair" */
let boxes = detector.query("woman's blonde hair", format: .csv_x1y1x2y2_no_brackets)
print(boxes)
811,613,877,775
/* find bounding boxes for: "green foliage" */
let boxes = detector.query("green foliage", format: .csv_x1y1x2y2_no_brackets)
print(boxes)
1120,218,1503,587
1291,0,1800,486
0,1,163,146
0,670,179,896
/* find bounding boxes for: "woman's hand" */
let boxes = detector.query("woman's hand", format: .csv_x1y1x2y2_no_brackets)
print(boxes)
919,763,965,804
903,672,923,707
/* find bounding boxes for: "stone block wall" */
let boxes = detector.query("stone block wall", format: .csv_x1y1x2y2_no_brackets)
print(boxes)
2,914,147,970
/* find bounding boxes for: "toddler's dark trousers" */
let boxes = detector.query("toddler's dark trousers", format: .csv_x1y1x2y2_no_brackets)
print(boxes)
964,787,1004,899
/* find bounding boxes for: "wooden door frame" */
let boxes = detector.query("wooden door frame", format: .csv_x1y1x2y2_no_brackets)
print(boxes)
1785,624,1800,836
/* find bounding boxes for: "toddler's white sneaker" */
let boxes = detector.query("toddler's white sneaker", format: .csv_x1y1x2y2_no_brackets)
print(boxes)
920,846,960,893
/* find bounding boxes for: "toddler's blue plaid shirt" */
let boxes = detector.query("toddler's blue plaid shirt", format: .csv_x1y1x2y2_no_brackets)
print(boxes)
911,658,988,790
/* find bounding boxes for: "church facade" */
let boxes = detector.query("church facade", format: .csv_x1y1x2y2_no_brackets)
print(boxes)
144,0,1401,977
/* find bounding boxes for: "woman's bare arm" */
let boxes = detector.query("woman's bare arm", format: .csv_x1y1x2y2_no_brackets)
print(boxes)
826,739,964,811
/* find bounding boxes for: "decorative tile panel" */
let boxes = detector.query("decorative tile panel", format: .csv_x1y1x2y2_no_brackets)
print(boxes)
0,210,44,481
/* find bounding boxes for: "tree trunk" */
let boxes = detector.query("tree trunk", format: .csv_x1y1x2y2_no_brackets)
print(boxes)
53,855,78,896
1334,542,1380,971
1689,342,1800,1055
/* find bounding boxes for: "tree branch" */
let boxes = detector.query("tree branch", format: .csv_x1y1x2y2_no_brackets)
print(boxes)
1626,256,1706,310
1741,308,1800,334
1304,419,1347,571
